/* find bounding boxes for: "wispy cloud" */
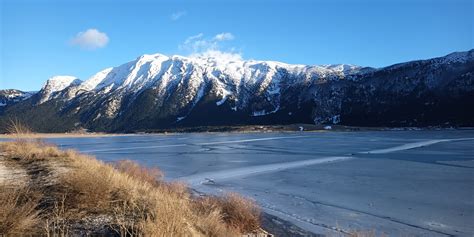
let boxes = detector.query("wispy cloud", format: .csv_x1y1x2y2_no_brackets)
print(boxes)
189,50,242,62
171,11,187,21
183,33,204,45
70,28,109,50
179,32,241,61
180,32,236,53
214,32,234,41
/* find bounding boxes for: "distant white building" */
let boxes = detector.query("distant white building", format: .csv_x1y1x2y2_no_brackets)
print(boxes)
324,125,332,130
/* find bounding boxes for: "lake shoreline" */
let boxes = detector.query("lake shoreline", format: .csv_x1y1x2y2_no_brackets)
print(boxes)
1,125,473,139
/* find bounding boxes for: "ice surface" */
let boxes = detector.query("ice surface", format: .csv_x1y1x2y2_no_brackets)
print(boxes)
363,138,474,154
181,156,353,185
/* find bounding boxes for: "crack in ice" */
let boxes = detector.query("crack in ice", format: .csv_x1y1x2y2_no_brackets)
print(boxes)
362,138,474,154
180,156,353,185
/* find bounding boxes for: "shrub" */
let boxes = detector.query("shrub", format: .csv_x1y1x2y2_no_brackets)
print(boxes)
6,118,31,135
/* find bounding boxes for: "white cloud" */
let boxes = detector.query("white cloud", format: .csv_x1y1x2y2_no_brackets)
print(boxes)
214,32,234,41
189,50,242,62
179,32,236,54
70,29,109,50
180,32,242,61
183,33,204,45
171,11,187,21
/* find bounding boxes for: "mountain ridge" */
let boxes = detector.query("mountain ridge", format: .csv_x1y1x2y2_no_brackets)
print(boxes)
1,50,473,132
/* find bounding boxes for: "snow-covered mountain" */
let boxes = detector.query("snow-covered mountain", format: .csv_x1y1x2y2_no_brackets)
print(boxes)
41,52,369,110
1,50,473,132
0,89,34,107
37,76,82,104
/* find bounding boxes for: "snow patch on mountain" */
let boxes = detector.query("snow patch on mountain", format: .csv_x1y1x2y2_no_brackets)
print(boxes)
216,89,233,106
0,89,35,107
439,51,472,64
252,105,280,117
42,76,81,93
39,76,81,104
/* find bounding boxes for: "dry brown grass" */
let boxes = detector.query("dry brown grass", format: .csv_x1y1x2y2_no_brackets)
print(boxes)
0,185,41,235
193,193,261,234
219,193,261,233
113,159,164,186
1,139,63,160
0,140,262,236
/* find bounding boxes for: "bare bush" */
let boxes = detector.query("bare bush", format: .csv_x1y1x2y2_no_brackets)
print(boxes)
44,195,71,237
6,118,32,135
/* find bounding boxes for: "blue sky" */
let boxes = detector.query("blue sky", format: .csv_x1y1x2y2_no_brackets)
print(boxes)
1,0,472,91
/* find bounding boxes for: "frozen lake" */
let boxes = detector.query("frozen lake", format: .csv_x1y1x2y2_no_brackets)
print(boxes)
44,130,473,236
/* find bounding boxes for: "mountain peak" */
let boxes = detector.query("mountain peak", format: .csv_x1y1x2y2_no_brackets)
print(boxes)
39,76,81,104
137,53,169,62
43,76,82,91
0,89,33,107
439,50,473,64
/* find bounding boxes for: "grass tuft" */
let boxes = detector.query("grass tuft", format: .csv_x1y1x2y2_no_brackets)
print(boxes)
193,193,261,234
113,159,164,186
0,185,41,235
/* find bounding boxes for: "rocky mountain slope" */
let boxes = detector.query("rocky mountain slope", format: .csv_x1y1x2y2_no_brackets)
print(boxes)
1,50,473,132
0,89,34,113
